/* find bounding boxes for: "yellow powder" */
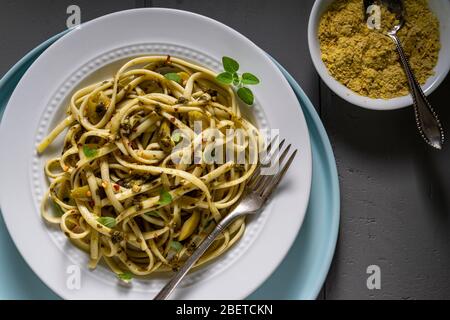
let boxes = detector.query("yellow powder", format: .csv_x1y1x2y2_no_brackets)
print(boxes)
318,0,440,99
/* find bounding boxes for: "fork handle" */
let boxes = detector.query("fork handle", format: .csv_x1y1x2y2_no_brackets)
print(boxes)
388,33,444,149
153,213,238,300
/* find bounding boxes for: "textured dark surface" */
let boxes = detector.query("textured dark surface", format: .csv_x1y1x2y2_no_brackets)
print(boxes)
0,0,449,299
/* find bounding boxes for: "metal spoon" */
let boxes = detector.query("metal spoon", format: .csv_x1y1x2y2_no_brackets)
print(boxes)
364,0,444,150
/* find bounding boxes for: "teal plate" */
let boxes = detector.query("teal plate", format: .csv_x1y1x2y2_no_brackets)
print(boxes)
0,31,339,300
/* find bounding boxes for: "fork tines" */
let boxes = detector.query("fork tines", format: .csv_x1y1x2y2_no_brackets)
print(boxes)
247,137,298,201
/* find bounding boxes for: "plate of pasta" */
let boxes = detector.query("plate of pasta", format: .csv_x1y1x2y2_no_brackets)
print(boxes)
0,8,312,299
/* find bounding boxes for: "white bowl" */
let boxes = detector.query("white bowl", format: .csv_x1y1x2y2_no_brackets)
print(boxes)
308,0,450,110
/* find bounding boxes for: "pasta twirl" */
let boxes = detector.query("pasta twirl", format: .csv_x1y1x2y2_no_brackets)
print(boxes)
38,56,261,277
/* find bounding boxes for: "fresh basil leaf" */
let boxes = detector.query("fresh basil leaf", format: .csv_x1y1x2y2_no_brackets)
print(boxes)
83,145,98,158
237,87,254,105
145,211,160,218
158,189,173,206
170,240,183,252
97,216,116,228
118,272,133,282
164,72,182,83
222,56,239,73
241,73,260,85
216,72,233,84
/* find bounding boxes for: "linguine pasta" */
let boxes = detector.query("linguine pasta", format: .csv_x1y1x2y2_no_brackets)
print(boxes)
37,56,261,278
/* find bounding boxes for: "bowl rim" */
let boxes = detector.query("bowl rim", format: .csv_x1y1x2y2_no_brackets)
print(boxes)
307,0,450,111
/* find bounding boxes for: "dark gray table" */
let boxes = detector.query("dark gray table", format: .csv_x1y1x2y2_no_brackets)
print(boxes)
1,0,449,300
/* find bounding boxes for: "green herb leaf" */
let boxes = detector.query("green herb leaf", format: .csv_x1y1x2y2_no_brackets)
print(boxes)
145,211,160,218
222,56,239,73
97,216,116,228
217,57,259,106
158,189,173,206
83,145,98,158
241,73,260,85
172,132,181,143
202,219,215,232
51,201,64,217
164,72,182,83
118,272,133,282
216,72,233,85
237,87,254,105
170,240,183,252
232,73,241,86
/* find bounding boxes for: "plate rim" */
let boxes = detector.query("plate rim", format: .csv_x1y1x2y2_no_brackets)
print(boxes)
275,61,339,299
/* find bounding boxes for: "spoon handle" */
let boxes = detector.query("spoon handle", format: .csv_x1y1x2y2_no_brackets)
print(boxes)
389,33,444,149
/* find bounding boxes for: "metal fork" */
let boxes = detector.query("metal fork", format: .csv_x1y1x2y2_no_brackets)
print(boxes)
153,137,297,300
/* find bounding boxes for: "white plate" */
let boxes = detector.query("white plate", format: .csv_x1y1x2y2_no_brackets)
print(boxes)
0,8,312,300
